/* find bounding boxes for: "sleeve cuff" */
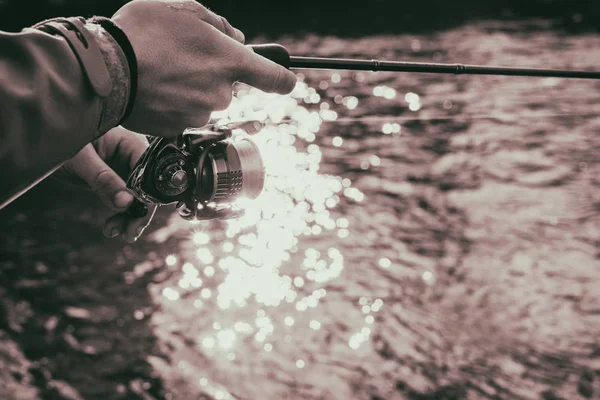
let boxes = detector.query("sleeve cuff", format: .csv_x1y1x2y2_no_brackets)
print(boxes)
31,17,138,135
84,22,131,134
88,16,138,125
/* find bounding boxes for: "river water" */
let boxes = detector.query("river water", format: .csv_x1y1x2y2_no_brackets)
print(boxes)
1,19,600,400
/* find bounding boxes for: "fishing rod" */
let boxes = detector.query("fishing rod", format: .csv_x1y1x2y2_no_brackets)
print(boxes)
125,43,600,221
250,44,600,79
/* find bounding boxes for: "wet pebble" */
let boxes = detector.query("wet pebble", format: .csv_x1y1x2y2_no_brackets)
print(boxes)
541,390,565,400
64,305,119,323
44,316,59,332
429,152,482,190
46,380,85,400
64,307,91,320
14,279,56,289
3,298,33,333
78,337,113,355
516,165,574,187
577,379,594,398
129,378,157,399
35,262,48,274
581,368,595,382
579,295,600,314
0,330,39,399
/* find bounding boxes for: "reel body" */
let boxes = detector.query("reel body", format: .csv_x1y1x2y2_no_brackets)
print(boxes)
126,122,265,220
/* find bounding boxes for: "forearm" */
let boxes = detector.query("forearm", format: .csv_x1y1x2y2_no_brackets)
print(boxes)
0,17,132,208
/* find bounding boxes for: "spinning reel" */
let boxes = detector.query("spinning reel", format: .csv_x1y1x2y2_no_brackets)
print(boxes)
126,121,265,221
125,42,598,221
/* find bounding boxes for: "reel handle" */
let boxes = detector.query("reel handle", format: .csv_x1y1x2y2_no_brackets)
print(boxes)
249,44,290,69
125,198,149,218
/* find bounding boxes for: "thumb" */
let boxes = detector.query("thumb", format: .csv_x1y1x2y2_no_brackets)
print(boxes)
69,144,135,212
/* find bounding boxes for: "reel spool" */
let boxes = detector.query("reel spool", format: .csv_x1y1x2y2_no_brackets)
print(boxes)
126,122,265,220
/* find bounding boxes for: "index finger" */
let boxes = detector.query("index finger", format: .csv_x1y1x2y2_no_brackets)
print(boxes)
234,46,298,94
200,10,245,44
109,126,149,171
167,1,245,43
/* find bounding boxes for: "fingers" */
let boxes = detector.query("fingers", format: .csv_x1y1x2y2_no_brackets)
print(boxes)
70,132,155,243
202,11,245,44
103,204,156,243
184,5,296,95
97,127,155,242
213,88,234,111
103,213,126,239
167,1,245,43
235,47,298,95
111,127,150,170
122,109,212,138
69,145,135,212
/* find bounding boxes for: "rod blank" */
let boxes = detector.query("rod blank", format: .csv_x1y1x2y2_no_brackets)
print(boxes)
290,56,600,79
250,44,600,80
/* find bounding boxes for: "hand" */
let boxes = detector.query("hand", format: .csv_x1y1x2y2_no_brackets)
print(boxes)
112,0,297,137
56,126,156,243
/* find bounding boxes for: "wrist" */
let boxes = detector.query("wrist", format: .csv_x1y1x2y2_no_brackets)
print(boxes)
88,17,138,126
31,17,131,136
84,22,131,133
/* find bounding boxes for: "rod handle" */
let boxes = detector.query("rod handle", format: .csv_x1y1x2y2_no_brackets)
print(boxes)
249,44,290,69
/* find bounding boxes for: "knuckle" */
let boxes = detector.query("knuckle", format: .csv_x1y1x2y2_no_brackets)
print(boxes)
280,69,297,93
214,89,234,110
184,112,211,129
223,47,243,73
169,124,190,136
164,110,196,135
236,29,245,44
150,123,183,138
269,67,286,93
219,16,234,37
197,112,212,127
92,169,114,190
233,50,253,78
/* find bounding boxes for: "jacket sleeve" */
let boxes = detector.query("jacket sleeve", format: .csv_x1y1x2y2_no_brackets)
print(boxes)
0,19,131,209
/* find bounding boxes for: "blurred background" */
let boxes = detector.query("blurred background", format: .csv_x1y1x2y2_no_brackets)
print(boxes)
1,1,600,400
0,0,599,34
